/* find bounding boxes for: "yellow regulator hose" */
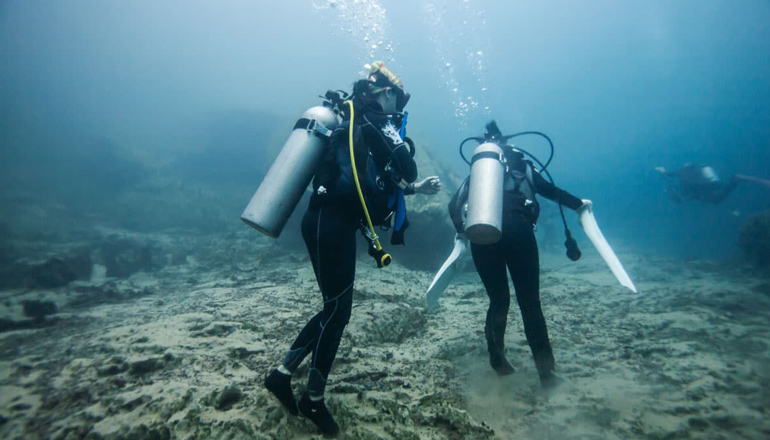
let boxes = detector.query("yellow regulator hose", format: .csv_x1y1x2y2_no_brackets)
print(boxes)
344,100,391,268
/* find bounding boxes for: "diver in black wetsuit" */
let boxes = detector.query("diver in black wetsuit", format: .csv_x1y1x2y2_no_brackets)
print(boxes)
449,122,587,388
656,164,741,204
264,62,441,436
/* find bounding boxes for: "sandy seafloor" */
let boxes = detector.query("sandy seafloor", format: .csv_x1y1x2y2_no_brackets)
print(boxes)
1,229,770,440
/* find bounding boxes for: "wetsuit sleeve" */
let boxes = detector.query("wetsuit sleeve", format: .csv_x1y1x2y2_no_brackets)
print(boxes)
532,170,583,210
448,177,470,233
362,115,418,183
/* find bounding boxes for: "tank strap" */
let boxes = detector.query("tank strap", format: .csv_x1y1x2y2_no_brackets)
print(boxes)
294,118,333,138
472,151,503,164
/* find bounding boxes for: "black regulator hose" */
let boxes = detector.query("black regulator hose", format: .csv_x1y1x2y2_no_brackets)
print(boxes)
508,145,581,262
502,131,555,171
459,136,484,165
459,131,554,172
404,136,416,158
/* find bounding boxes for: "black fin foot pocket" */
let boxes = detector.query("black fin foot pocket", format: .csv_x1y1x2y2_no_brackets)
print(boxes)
489,349,516,376
299,394,340,436
264,369,298,415
539,370,565,390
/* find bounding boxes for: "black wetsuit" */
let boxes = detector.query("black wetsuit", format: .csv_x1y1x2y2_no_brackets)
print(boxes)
662,164,738,204
280,106,417,398
449,149,582,381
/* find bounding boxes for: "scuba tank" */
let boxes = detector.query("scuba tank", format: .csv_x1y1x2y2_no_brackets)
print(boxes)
459,121,582,261
465,142,506,244
241,93,344,237
701,166,719,183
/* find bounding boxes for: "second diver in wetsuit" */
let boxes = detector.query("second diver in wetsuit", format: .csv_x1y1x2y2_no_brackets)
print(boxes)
655,164,740,204
449,122,590,388
263,61,441,436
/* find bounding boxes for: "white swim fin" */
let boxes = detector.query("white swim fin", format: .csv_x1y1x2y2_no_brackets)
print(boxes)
425,234,468,311
577,203,637,293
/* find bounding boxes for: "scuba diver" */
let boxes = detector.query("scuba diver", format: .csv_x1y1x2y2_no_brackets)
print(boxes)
260,61,441,436
655,164,770,204
655,164,741,204
447,121,590,388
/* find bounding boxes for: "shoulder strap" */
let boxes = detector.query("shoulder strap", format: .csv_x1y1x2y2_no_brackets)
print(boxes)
509,161,536,201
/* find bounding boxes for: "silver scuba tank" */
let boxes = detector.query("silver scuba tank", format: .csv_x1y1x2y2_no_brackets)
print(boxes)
465,142,506,245
241,106,340,238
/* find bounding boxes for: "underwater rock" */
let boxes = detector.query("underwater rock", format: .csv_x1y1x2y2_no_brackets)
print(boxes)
190,322,237,338
128,357,164,376
65,249,94,280
428,403,495,439
1,298,59,332
0,250,92,289
22,299,57,320
28,258,77,288
102,239,154,278
215,384,243,410
97,357,129,377
101,424,171,440
0,317,55,333
69,285,152,309
40,387,94,412
739,210,770,271
356,304,427,345
228,347,264,359
387,142,463,272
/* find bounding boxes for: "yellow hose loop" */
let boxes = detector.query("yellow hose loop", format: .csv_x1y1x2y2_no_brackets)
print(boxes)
344,100,383,252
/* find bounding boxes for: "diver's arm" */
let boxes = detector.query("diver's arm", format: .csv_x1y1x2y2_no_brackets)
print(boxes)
362,115,418,183
655,167,679,178
532,170,583,210
406,176,442,195
448,177,470,233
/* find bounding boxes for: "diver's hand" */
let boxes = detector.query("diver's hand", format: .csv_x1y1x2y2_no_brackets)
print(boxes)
578,199,593,213
415,176,442,195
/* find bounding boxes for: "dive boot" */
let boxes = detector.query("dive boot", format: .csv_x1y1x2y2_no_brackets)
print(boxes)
299,394,339,436
264,369,298,415
486,324,515,375
488,346,516,375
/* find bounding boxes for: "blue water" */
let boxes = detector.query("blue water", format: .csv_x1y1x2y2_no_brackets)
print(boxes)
1,0,769,259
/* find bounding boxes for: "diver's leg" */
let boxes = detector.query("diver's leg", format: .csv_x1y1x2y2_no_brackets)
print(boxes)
471,241,515,375
265,206,328,415
507,222,556,386
265,205,355,427
295,205,356,435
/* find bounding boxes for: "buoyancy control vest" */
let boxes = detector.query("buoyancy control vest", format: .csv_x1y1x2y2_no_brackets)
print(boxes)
504,150,540,223
312,120,398,229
